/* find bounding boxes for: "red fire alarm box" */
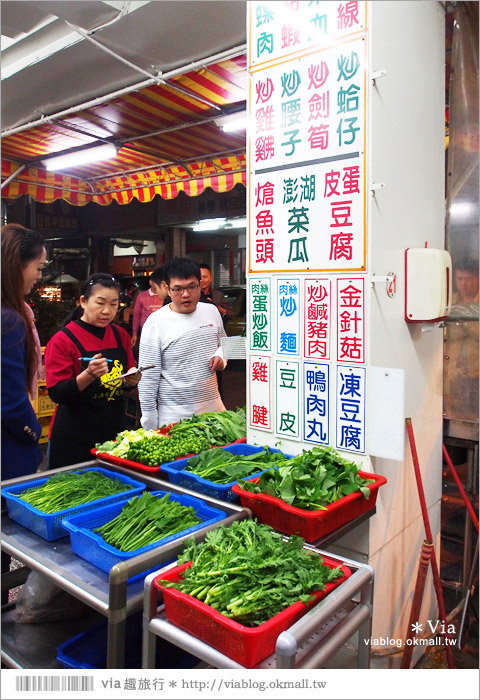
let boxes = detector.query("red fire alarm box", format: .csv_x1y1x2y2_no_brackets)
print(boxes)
405,247,452,322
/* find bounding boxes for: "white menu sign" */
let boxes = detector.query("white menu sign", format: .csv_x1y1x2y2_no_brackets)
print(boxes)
249,36,366,272
249,1,367,69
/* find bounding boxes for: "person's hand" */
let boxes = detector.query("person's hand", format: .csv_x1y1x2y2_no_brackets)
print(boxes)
124,367,142,387
131,334,137,347
86,354,110,379
209,356,224,372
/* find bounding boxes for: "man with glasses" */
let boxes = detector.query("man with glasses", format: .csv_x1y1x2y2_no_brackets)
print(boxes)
137,257,227,428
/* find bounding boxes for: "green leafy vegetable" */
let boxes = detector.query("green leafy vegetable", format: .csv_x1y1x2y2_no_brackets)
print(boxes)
8,470,130,513
96,429,164,458
184,446,286,484
166,407,246,446
238,446,374,510
94,492,201,552
163,519,343,627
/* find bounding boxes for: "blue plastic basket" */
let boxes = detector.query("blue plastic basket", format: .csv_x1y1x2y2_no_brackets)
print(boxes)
1,468,146,541
61,490,226,576
56,611,200,669
159,443,291,503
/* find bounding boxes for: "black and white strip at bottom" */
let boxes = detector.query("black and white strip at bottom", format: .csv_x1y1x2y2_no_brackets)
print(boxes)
15,676,94,692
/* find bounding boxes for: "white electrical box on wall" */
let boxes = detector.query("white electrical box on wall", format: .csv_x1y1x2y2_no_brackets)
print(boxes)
405,247,452,322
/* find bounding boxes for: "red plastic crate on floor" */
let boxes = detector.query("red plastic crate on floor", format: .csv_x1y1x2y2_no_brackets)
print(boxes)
155,556,350,668
231,470,387,543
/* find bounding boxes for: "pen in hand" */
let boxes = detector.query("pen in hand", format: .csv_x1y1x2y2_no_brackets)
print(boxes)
78,357,113,363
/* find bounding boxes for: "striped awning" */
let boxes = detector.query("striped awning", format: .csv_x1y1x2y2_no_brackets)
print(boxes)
1,154,246,206
1,54,247,205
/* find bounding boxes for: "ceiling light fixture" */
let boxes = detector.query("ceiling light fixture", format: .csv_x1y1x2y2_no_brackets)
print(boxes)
214,110,247,133
1,25,82,81
192,217,227,232
44,144,117,171
221,117,247,133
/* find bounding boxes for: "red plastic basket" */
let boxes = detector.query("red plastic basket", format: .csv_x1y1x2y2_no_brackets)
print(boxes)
91,449,162,474
157,423,177,435
231,471,387,543
155,556,351,667
92,439,247,475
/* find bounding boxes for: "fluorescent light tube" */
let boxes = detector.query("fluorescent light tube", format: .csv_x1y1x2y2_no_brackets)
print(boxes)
214,110,247,133
193,217,226,231
221,118,247,133
1,26,81,81
44,144,117,171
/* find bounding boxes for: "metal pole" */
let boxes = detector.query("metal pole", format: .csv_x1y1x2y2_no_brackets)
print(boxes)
405,417,456,668
442,443,479,531
357,570,374,668
1,44,247,139
0,164,25,189
65,20,223,111
457,536,479,649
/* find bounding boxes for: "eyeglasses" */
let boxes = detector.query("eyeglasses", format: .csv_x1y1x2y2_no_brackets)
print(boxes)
169,283,200,295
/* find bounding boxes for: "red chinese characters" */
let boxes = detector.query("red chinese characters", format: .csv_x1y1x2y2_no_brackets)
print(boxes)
249,355,271,431
324,166,360,262
336,277,365,363
254,181,275,265
304,279,331,360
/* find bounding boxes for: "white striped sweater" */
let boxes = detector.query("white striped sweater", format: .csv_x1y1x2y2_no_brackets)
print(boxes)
138,302,227,428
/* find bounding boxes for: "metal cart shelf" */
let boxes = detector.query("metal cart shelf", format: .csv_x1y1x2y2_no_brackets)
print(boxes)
1,459,246,669
2,458,376,670
142,548,374,670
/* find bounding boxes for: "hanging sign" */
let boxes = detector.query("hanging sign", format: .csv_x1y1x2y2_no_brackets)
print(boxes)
248,277,272,352
303,361,330,445
275,360,300,439
277,277,301,355
304,278,331,360
248,354,272,431
249,35,366,272
336,276,365,363
249,1,367,69
335,364,366,453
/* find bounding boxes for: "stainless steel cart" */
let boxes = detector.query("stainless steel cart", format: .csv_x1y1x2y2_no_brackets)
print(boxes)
2,458,376,670
142,545,374,669
1,459,246,669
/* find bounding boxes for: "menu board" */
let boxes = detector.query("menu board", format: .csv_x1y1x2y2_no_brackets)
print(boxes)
275,359,301,439
304,277,332,360
335,364,366,453
303,361,330,445
276,277,301,355
249,36,366,272
249,1,367,69
248,277,272,352
248,354,272,431
336,276,365,363
247,1,369,455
